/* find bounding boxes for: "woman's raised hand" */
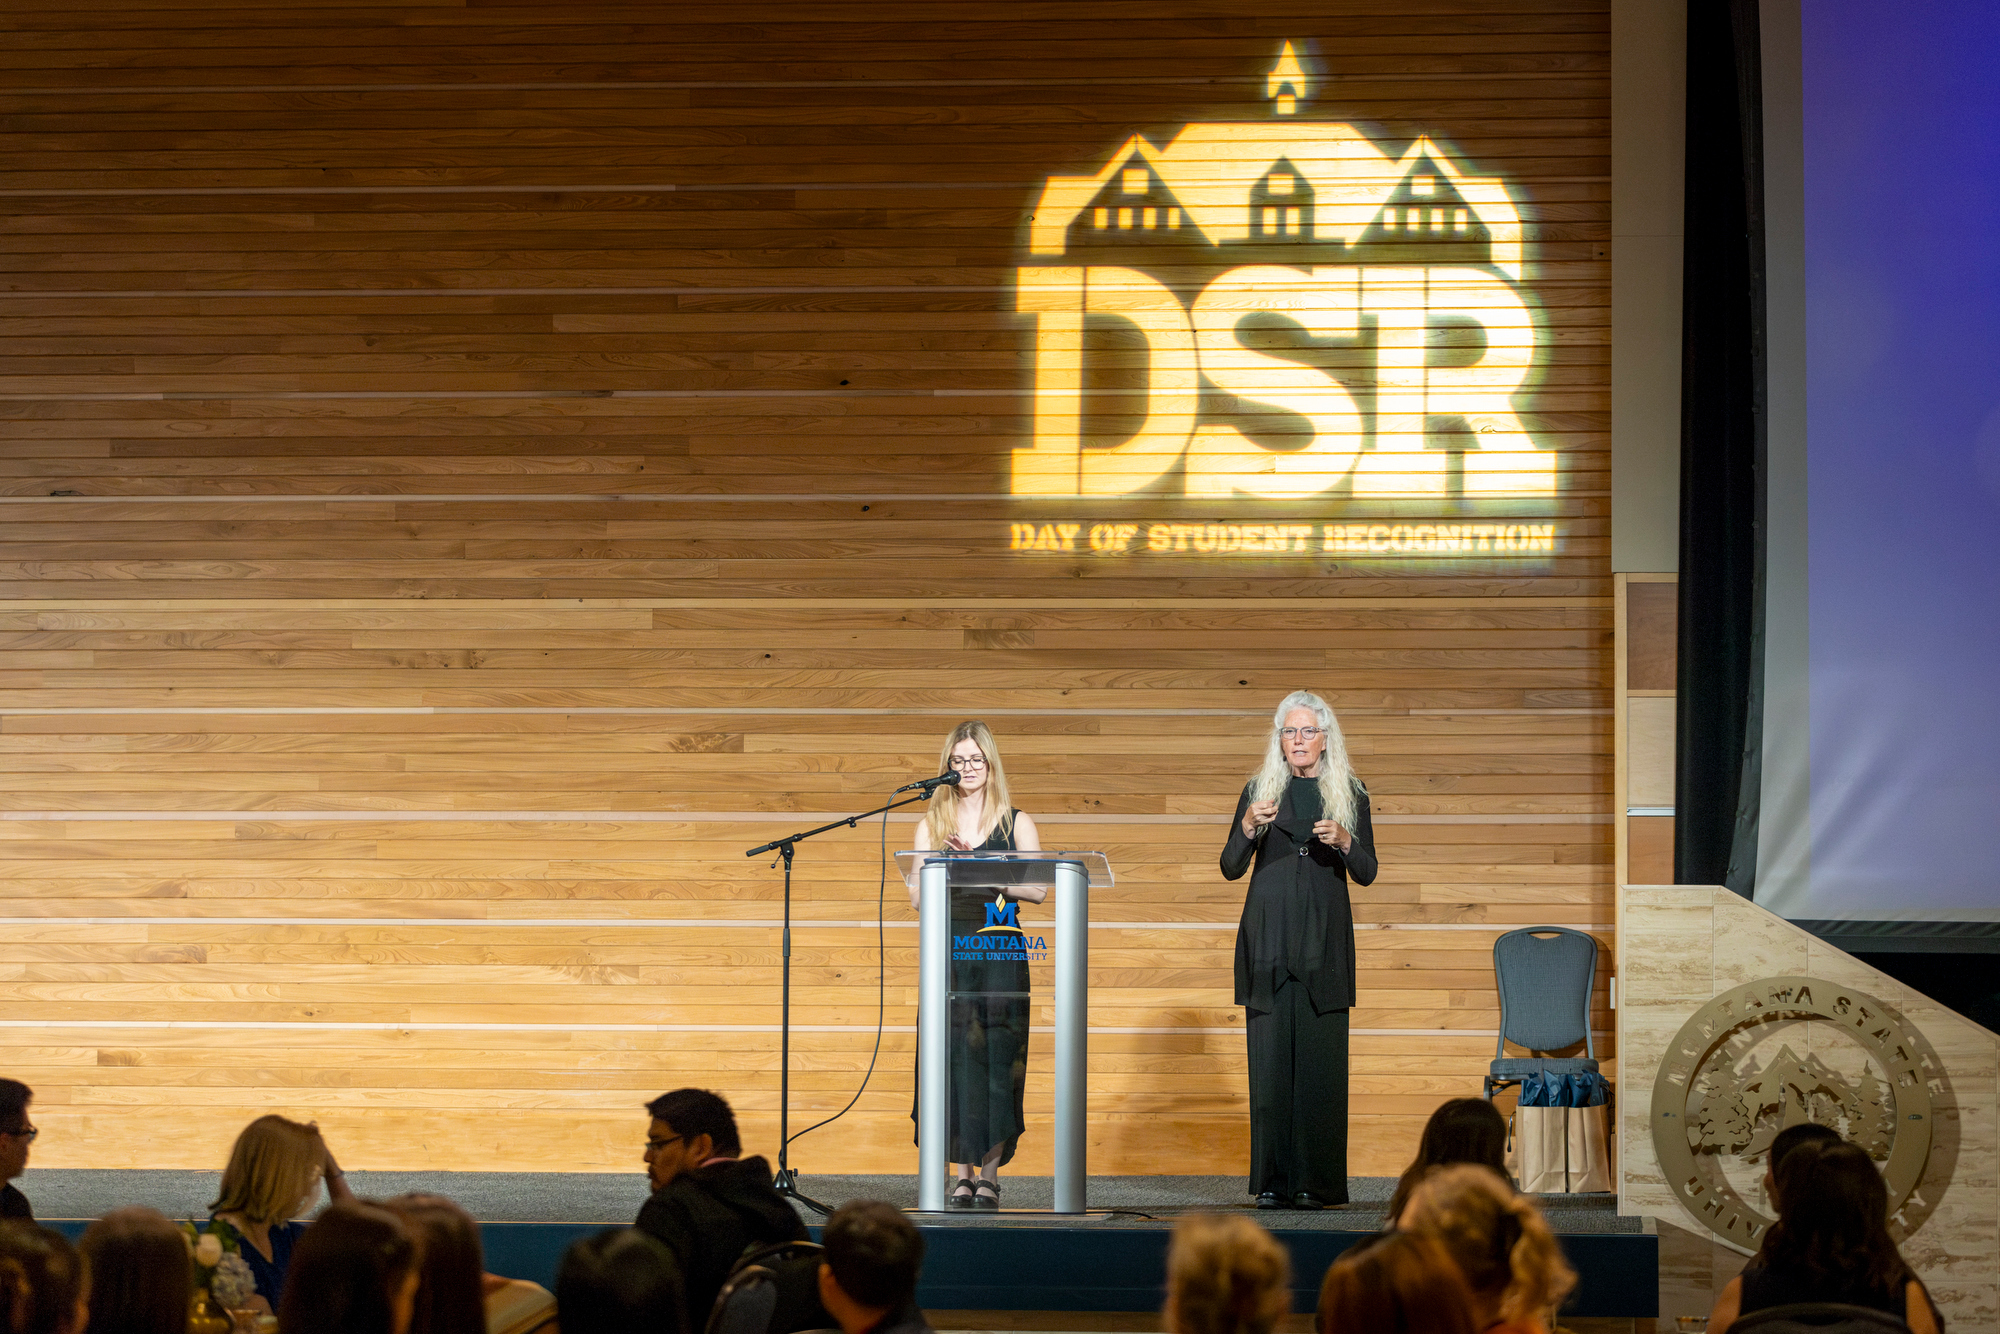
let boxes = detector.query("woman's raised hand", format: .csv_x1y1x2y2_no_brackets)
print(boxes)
1312,818,1351,853
1242,800,1279,840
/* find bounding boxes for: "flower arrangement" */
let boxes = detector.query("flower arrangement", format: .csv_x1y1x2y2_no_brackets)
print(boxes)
179,1220,259,1310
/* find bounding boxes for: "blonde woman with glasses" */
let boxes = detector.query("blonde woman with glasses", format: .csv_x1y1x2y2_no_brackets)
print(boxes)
208,1115,356,1310
907,720,1041,1209
1222,691,1377,1212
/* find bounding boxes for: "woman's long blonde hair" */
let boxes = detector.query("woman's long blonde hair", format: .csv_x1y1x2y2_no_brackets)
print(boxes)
922,720,1016,851
1247,690,1359,832
209,1115,327,1226
1401,1164,1576,1326
1164,1213,1291,1334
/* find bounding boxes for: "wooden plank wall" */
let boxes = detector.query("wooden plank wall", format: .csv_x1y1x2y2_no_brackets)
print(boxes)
1617,575,1677,886
0,0,1611,1178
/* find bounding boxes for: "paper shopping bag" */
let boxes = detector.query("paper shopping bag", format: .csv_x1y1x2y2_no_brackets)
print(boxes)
1564,1104,1613,1193
1510,1106,1569,1194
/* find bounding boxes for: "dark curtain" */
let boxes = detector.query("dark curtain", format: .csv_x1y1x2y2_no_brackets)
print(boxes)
1676,0,1767,894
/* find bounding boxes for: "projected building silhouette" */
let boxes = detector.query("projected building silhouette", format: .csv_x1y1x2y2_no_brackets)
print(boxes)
1012,44,1552,500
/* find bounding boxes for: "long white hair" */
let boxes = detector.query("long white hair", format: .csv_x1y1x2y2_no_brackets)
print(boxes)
1247,689,1359,832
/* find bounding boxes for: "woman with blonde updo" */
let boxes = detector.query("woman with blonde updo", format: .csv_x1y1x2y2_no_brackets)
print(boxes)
1163,1214,1290,1334
907,721,1042,1209
1400,1165,1576,1333
208,1115,355,1310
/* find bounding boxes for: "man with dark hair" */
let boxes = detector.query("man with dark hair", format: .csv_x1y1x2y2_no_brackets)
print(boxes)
635,1088,806,1327
0,1080,35,1221
818,1201,931,1334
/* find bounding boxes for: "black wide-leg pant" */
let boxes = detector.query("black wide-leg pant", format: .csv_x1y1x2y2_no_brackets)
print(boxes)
1245,977,1350,1202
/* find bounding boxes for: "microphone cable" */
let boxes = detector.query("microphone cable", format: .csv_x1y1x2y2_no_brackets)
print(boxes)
784,801,890,1150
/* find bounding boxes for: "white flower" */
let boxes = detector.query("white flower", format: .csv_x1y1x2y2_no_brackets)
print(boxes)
194,1233,224,1267
209,1253,256,1309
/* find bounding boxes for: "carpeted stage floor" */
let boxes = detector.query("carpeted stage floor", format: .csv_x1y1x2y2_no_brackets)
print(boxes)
25,1169,1638,1234
27,1171,1654,1317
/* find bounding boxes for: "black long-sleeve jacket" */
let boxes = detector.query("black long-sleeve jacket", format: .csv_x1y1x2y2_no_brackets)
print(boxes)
1221,776,1378,1013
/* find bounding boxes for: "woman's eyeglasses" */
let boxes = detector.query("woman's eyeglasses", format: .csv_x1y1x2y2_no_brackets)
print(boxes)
1280,727,1323,741
948,756,989,770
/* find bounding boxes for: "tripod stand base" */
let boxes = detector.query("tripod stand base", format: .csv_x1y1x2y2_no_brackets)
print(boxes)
773,1165,832,1216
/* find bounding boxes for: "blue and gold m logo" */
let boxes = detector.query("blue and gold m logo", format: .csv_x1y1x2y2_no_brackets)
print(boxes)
982,893,1024,934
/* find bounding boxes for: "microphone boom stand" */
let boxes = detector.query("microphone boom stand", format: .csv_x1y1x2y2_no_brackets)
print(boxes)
745,784,944,1214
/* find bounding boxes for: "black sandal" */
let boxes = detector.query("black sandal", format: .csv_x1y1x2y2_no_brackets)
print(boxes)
972,1178,1000,1210
948,1176,975,1209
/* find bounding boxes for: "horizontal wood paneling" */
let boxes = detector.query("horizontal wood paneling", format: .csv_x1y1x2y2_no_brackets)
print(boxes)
1626,815,1673,886
0,0,1609,1181
1626,578,1677,692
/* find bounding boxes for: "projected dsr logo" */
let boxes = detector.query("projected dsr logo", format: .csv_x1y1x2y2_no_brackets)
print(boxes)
1015,44,1552,500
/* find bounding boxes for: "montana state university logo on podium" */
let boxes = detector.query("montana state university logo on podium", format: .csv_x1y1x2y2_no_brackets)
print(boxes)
982,893,1024,934
1014,42,1553,501
1651,977,1936,1250
953,892,1048,964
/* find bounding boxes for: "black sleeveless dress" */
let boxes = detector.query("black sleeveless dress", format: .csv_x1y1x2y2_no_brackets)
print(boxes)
910,813,1031,1166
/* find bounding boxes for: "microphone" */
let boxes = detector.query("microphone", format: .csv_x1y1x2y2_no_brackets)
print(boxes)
896,771,962,794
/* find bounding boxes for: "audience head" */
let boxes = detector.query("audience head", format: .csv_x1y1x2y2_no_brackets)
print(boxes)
276,1202,421,1334
0,1083,34,1188
555,1228,687,1334
1386,1098,1510,1223
818,1201,923,1331
1762,1122,1843,1198
78,1209,187,1334
0,1222,87,1334
1316,1232,1478,1334
1402,1165,1576,1328
1162,1214,1290,1334
1759,1138,1913,1295
643,1088,740,1192
209,1115,327,1226
377,1196,483,1334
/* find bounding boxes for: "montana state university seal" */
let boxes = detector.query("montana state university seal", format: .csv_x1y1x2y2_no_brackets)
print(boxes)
1651,976,1935,1250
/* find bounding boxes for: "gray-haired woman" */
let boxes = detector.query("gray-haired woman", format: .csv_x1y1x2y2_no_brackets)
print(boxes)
1221,690,1377,1211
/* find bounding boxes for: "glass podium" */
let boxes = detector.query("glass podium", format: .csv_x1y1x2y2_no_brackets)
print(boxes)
894,851,1113,1213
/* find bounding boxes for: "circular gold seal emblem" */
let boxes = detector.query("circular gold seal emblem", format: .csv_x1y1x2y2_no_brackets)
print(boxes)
1651,976,1934,1250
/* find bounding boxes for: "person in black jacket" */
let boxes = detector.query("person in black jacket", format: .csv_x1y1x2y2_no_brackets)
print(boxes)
1220,691,1377,1211
635,1088,807,1328
0,1080,36,1222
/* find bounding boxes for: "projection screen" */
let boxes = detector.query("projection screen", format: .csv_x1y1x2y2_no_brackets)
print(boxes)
1757,0,2000,948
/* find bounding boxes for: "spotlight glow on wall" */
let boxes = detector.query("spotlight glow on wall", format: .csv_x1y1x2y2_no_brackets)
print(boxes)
1012,44,1555,505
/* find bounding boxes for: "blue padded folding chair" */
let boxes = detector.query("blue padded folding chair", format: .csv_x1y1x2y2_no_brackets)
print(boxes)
705,1241,832,1334
705,1266,780,1334
1484,926,1600,1100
